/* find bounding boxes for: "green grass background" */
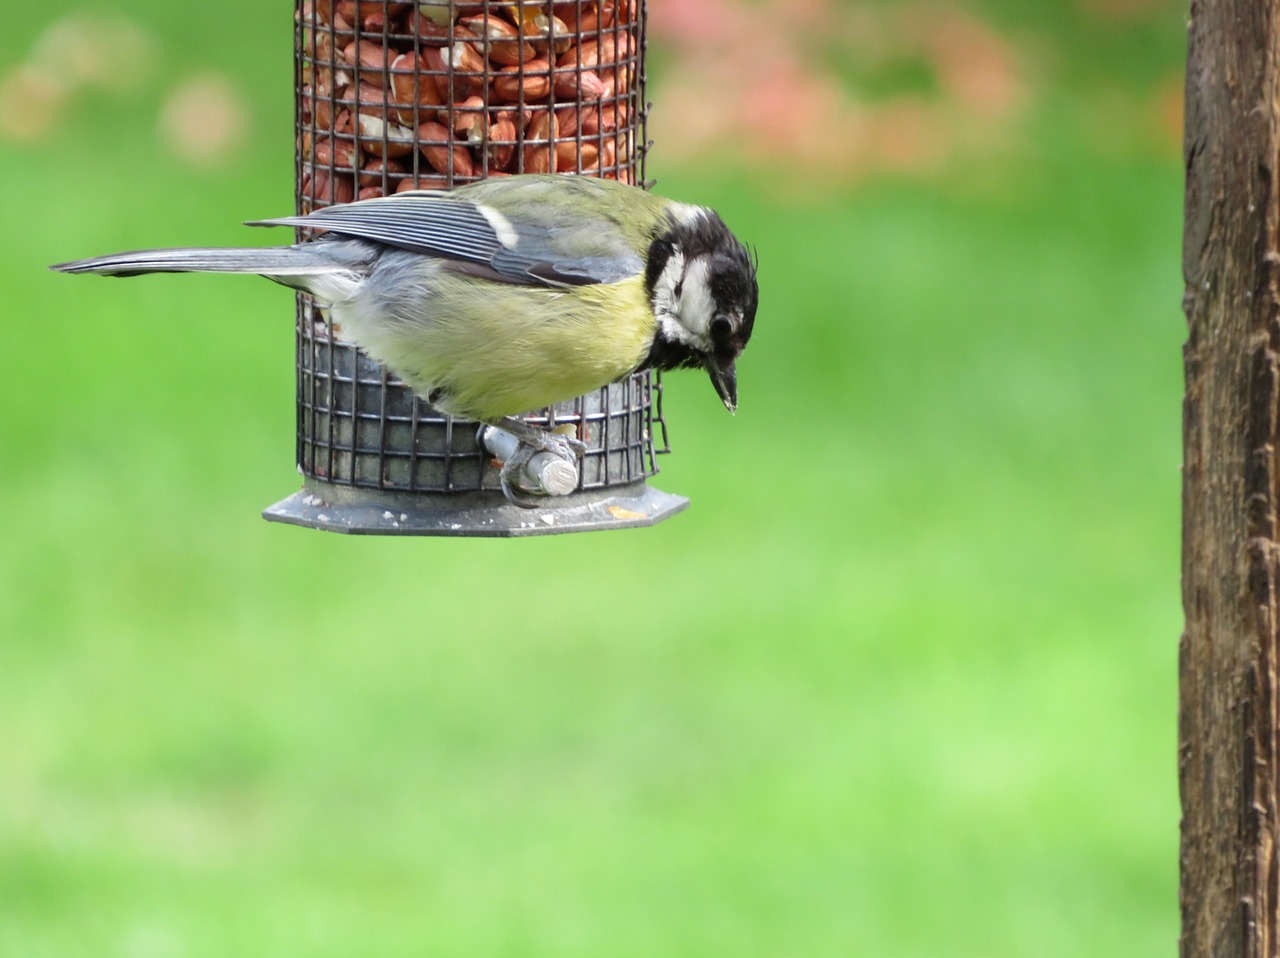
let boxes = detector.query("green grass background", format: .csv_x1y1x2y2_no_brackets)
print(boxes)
2,1,1182,955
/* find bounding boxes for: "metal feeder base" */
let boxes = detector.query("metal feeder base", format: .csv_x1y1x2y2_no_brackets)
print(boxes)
263,479,688,537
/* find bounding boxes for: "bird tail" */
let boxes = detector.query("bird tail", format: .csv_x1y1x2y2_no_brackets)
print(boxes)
49,245,351,280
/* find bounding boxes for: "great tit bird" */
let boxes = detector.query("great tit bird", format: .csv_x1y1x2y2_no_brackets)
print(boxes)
51,174,759,505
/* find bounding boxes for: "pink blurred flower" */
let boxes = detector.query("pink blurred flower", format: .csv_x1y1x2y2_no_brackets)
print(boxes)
647,0,1029,185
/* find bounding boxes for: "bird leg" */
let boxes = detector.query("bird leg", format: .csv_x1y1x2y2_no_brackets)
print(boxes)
480,417,586,508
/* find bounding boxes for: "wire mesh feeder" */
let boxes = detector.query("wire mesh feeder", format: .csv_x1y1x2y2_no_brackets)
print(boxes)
263,0,688,536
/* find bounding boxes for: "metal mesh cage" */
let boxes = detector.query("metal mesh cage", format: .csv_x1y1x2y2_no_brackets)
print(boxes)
275,0,678,530
296,330,667,491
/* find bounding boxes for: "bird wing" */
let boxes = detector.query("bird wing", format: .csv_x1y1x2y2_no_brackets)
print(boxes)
249,189,644,288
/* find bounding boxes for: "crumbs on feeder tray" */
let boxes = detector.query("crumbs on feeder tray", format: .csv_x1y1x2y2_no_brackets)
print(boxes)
297,0,640,205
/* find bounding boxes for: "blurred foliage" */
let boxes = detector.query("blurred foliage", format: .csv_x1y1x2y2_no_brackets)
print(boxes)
645,0,1182,182
0,1,1182,957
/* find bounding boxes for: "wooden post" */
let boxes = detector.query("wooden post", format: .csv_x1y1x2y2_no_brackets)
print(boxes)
1181,1,1280,955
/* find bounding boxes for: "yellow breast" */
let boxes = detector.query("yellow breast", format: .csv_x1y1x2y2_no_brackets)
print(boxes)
356,272,657,421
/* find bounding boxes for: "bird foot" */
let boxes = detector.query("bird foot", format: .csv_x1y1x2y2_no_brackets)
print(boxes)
480,421,586,508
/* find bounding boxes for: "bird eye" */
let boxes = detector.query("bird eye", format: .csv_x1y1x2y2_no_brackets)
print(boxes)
711,317,733,339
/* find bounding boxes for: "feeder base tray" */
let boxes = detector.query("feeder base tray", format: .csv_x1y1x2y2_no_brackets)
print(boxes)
263,480,688,537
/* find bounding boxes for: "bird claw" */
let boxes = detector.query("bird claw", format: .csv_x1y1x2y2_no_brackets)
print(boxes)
497,443,543,509
542,430,587,459
481,422,585,508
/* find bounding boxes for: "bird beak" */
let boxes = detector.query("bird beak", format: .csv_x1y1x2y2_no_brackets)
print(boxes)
707,359,738,414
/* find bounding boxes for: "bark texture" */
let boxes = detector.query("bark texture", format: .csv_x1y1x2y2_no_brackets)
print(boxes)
1181,1,1280,956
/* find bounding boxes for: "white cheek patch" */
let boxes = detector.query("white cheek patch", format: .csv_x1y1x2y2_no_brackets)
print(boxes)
651,247,685,320
476,203,519,248
678,258,715,338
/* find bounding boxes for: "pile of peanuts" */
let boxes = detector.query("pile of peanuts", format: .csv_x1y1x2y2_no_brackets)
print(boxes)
298,1,641,205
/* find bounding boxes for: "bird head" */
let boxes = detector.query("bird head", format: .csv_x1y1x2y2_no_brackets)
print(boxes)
645,207,758,413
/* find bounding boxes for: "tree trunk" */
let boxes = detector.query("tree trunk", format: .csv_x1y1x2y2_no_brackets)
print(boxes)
1181,1,1280,955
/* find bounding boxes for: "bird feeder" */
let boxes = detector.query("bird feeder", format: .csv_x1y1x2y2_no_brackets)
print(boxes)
263,0,688,536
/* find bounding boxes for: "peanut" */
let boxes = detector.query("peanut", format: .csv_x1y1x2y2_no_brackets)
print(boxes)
300,1,642,191
522,109,558,174
419,120,476,177
389,51,442,124
492,59,553,102
396,173,451,193
457,15,535,67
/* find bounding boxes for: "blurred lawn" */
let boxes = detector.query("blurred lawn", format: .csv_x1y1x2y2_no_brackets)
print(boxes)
1,2,1181,957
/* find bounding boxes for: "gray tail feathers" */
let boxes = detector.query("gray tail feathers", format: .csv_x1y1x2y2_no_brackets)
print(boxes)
49,245,348,279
